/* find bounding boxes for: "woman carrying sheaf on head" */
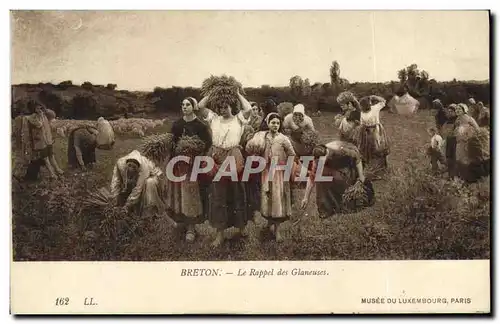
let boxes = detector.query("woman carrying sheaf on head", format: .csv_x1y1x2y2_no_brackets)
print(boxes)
355,95,390,178
198,90,253,248
164,97,213,243
246,112,296,242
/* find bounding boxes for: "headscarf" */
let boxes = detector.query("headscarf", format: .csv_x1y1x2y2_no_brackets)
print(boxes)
293,104,306,116
458,103,469,114
468,98,476,105
264,112,282,132
185,97,199,111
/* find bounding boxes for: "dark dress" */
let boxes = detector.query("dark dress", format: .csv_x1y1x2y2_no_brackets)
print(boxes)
310,141,375,216
68,127,98,169
166,118,212,223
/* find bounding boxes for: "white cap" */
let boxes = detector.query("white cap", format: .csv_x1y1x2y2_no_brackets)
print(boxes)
293,104,305,115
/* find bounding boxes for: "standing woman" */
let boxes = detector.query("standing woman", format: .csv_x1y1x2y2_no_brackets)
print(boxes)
199,90,253,247
335,100,361,144
18,100,59,181
165,97,212,242
246,113,296,242
356,95,390,176
300,140,372,218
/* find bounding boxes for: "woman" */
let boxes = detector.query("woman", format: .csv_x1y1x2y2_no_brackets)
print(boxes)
199,90,253,247
246,113,296,242
451,103,488,182
67,119,115,171
19,100,60,181
335,99,361,143
300,140,372,218
165,97,212,243
249,102,263,131
110,150,164,217
258,99,278,131
356,95,390,176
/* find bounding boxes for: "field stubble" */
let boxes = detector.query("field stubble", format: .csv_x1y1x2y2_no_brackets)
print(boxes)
11,111,490,261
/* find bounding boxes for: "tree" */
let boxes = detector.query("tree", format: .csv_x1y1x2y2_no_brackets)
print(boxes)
302,78,312,97
289,75,304,99
330,61,340,87
397,69,408,84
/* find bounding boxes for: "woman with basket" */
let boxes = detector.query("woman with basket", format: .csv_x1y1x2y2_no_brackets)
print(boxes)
165,97,212,243
300,140,374,219
198,76,254,247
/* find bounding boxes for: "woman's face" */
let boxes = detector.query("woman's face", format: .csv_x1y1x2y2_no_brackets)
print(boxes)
293,112,304,125
220,105,232,118
251,105,260,116
181,99,194,115
35,105,43,114
268,117,280,133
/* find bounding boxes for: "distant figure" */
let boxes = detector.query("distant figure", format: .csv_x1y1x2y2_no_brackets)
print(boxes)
426,127,446,174
249,101,263,131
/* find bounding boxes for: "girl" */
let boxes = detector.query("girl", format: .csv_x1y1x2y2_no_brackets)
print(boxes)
246,113,296,242
301,140,372,218
199,90,253,247
335,99,361,144
165,97,212,242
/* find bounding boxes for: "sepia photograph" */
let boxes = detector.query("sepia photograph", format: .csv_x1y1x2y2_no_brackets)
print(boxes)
10,9,491,262
8,7,492,315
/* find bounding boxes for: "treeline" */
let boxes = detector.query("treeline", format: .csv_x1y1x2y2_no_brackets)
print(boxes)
11,79,490,120
151,80,490,113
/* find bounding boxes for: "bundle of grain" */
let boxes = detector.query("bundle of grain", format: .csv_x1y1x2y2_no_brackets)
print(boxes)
139,133,174,165
277,102,294,118
96,117,115,147
342,180,371,210
174,135,206,159
336,91,360,109
201,75,245,113
468,128,490,163
393,93,419,115
301,129,320,153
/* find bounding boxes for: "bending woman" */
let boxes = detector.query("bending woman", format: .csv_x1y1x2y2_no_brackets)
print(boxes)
300,140,373,218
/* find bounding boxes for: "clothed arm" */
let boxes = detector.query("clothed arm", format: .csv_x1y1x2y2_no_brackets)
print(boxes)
282,136,296,157
125,166,149,207
27,114,43,128
370,95,387,112
110,163,122,199
73,131,86,168
237,90,252,120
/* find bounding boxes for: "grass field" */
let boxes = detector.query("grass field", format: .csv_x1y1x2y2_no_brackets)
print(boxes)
11,110,490,261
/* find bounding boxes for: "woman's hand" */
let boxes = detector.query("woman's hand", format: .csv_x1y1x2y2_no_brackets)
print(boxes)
358,175,366,183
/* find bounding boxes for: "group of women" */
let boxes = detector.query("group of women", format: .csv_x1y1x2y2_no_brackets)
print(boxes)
151,90,384,247
433,98,490,183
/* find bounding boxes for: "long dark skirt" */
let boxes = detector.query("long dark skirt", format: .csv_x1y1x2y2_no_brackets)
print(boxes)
208,180,250,230
356,124,390,174
315,165,374,216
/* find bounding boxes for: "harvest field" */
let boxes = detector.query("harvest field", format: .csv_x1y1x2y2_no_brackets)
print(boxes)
11,110,490,261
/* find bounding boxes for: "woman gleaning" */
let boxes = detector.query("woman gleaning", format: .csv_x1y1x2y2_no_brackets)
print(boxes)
246,113,296,242
199,89,253,247
67,117,115,171
301,140,373,218
165,97,212,243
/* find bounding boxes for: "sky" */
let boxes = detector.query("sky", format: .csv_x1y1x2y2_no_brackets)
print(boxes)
10,10,490,91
